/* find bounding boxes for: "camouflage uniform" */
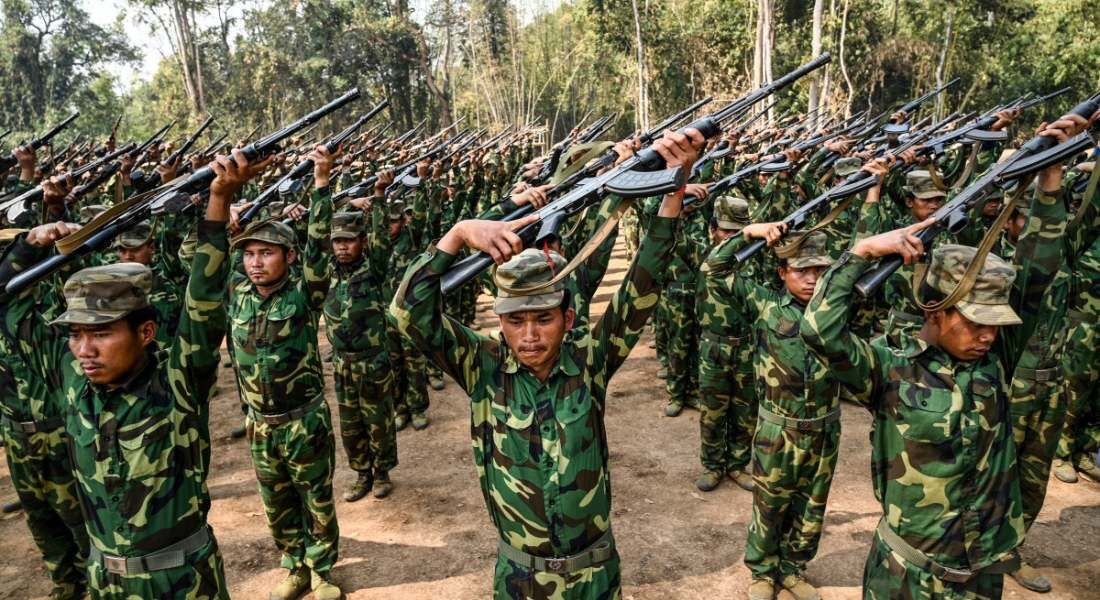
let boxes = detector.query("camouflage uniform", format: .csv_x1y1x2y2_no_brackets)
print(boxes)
323,209,398,479
228,190,340,576
0,222,233,598
801,184,1064,599
696,196,756,477
391,215,677,599
114,220,183,348
385,200,431,422
708,231,840,582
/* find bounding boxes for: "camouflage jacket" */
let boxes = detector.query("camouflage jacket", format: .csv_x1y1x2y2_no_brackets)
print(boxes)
800,187,1064,571
0,221,229,557
229,187,332,414
323,200,390,360
149,263,183,348
698,237,755,339
390,216,676,557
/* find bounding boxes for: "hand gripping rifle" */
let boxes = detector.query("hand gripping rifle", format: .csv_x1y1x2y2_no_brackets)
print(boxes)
141,115,216,188
890,77,961,125
237,99,388,228
919,86,1072,155
0,143,137,222
4,89,362,295
437,53,832,294
852,91,1100,297
0,112,79,172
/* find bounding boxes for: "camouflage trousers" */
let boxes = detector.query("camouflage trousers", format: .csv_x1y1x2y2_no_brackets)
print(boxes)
333,351,398,475
388,321,430,417
621,208,639,258
1,420,88,597
697,333,756,473
660,282,699,406
248,401,340,574
494,553,621,600
862,531,1002,600
1008,364,1066,530
1057,317,1100,463
88,530,228,599
744,417,839,579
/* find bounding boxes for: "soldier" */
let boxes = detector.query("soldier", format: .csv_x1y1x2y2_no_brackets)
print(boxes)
227,145,342,600
113,219,183,347
385,196,432,431
0,148,267,599
695,195,757,492
390,129,702,598
799,112,1087,600
324,196,399,503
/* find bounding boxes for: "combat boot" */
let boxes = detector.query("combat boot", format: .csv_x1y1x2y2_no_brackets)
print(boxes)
310,570,343,600
695,470,722,491
656,366,668,379
748,578,774,600
1053,459,1078,483
728,468,755,492
269,566,310,600
1075,455,1100,482
47,582,85,600
394,413,409,432
665,401,683,417
374,471,394,499
780,574,820,600
1010,561,1052,593
343,472,373,502
412,412,430,430
429,376,445,391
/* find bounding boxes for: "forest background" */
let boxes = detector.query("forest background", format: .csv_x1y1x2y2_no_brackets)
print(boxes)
1,0,1098,150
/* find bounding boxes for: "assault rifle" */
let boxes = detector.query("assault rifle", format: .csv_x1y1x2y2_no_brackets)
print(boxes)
0,112,79,172
5,89,363,295
0,143,136,222
142,115,216,188
437,53,832,293
853,91,1100,297
890,77,960,124
0,129,11,144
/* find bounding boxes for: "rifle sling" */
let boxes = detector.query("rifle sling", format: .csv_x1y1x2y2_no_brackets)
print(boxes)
925,160,949,193
774,193,858,259
911,174,1033,314
56,189,153,255
953,143,981,189
495,197,632,296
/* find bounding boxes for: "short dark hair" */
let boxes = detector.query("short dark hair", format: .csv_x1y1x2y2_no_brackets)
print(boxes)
123,306,158,331
559,293,572,315
918,281,946,305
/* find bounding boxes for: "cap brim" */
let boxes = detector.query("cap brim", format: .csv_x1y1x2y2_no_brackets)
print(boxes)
715,219,747,231
787,256,833,269
493,290,565,315
955,300,1021,327
49,308,130,326
230,234,291,251
912,190,947,200
330,232,359,240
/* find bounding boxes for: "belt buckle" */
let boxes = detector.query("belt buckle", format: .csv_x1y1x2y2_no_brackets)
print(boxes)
103,555,129,576
263,414,283,426
545,558,566,573
937,565,973,584
18,421,36,433
796,420,815,432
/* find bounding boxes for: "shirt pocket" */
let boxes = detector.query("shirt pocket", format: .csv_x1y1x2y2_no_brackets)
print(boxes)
117,414,175,481
895,381,956,444
556,388,601,471
490,400,537,467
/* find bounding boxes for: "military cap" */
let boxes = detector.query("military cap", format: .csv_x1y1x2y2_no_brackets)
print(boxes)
926,244,1020,326
79,204,109,224
776,230,832,269
331,210,365,240
115,220,154,249
492,248,568,315
230,219,297,251
713,196,751,231
904,170,947,200
833,157,862,178
387,200,406,221
51,262,152,325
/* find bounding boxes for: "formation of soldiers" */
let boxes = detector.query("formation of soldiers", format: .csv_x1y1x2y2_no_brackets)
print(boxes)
0,68,1097,600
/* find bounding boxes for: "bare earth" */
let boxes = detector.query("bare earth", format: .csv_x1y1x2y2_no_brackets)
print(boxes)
2,240,1099,599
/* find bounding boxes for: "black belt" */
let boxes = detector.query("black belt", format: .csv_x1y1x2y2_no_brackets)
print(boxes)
2,414,65,435
757,406,840,432
497,530,615,574
876,519,1019,584
1014,366,1061,382
247,396,325,426
701,330,752,346
333,349,378,361
90,526,211,576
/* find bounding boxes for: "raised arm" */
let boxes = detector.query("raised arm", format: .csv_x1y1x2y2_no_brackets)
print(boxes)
302,145,337,309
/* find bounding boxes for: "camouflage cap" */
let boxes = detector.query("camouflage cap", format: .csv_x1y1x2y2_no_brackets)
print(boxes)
230,219,297,251
51,262,152,326
331,210,365,240
926,244,1020,326
905,170,947,200
713,195,751,231
387,200,406,221
115,220,154,249
777,230,833,269
79,204,109,224
492,248,568,315
265,201,287,219
833,156,862,177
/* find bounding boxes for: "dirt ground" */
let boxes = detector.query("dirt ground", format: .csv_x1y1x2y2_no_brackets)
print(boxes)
2,241,1099,599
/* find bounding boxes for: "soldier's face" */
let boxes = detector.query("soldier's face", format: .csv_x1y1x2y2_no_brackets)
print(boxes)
242,241,295,286
332,236,364,264
982,199,1002,217
1004,212,1028,243
906,195,945,221
499,307,576,376
68,320,156,385
778,264,826,303
927,308,999,361
389,219,403,239
118,242,155,265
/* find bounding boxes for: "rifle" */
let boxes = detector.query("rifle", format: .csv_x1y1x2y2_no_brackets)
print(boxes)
0,129,11,145
438,54,832,293
67,161,122,205
919,86,1072,157
199,132,229,158
853,91,1100,297
4,89,363,295
891,77,960,123
0,112,79,172
237,100,388,228
143,115,216,188
239,124,262,145
333,126,474,204
0,143,136,222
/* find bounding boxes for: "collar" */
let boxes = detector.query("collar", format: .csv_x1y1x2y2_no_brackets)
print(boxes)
779,291,805,310
249,273,291,299
81,347,161,418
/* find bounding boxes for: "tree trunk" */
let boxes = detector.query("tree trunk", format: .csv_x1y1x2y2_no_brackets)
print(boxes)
839,0,854,117
808,0,825,128
754,0,775,120
934,10,954,120
630,0,649,130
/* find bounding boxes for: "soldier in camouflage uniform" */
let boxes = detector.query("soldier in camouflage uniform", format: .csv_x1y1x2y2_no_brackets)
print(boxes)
227,145,342,600
391,129,701,599
695,195,757,493
385,197,432,431
0,149,265,599
324,205,398,503
801,115,1078,599
114,219,183,347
